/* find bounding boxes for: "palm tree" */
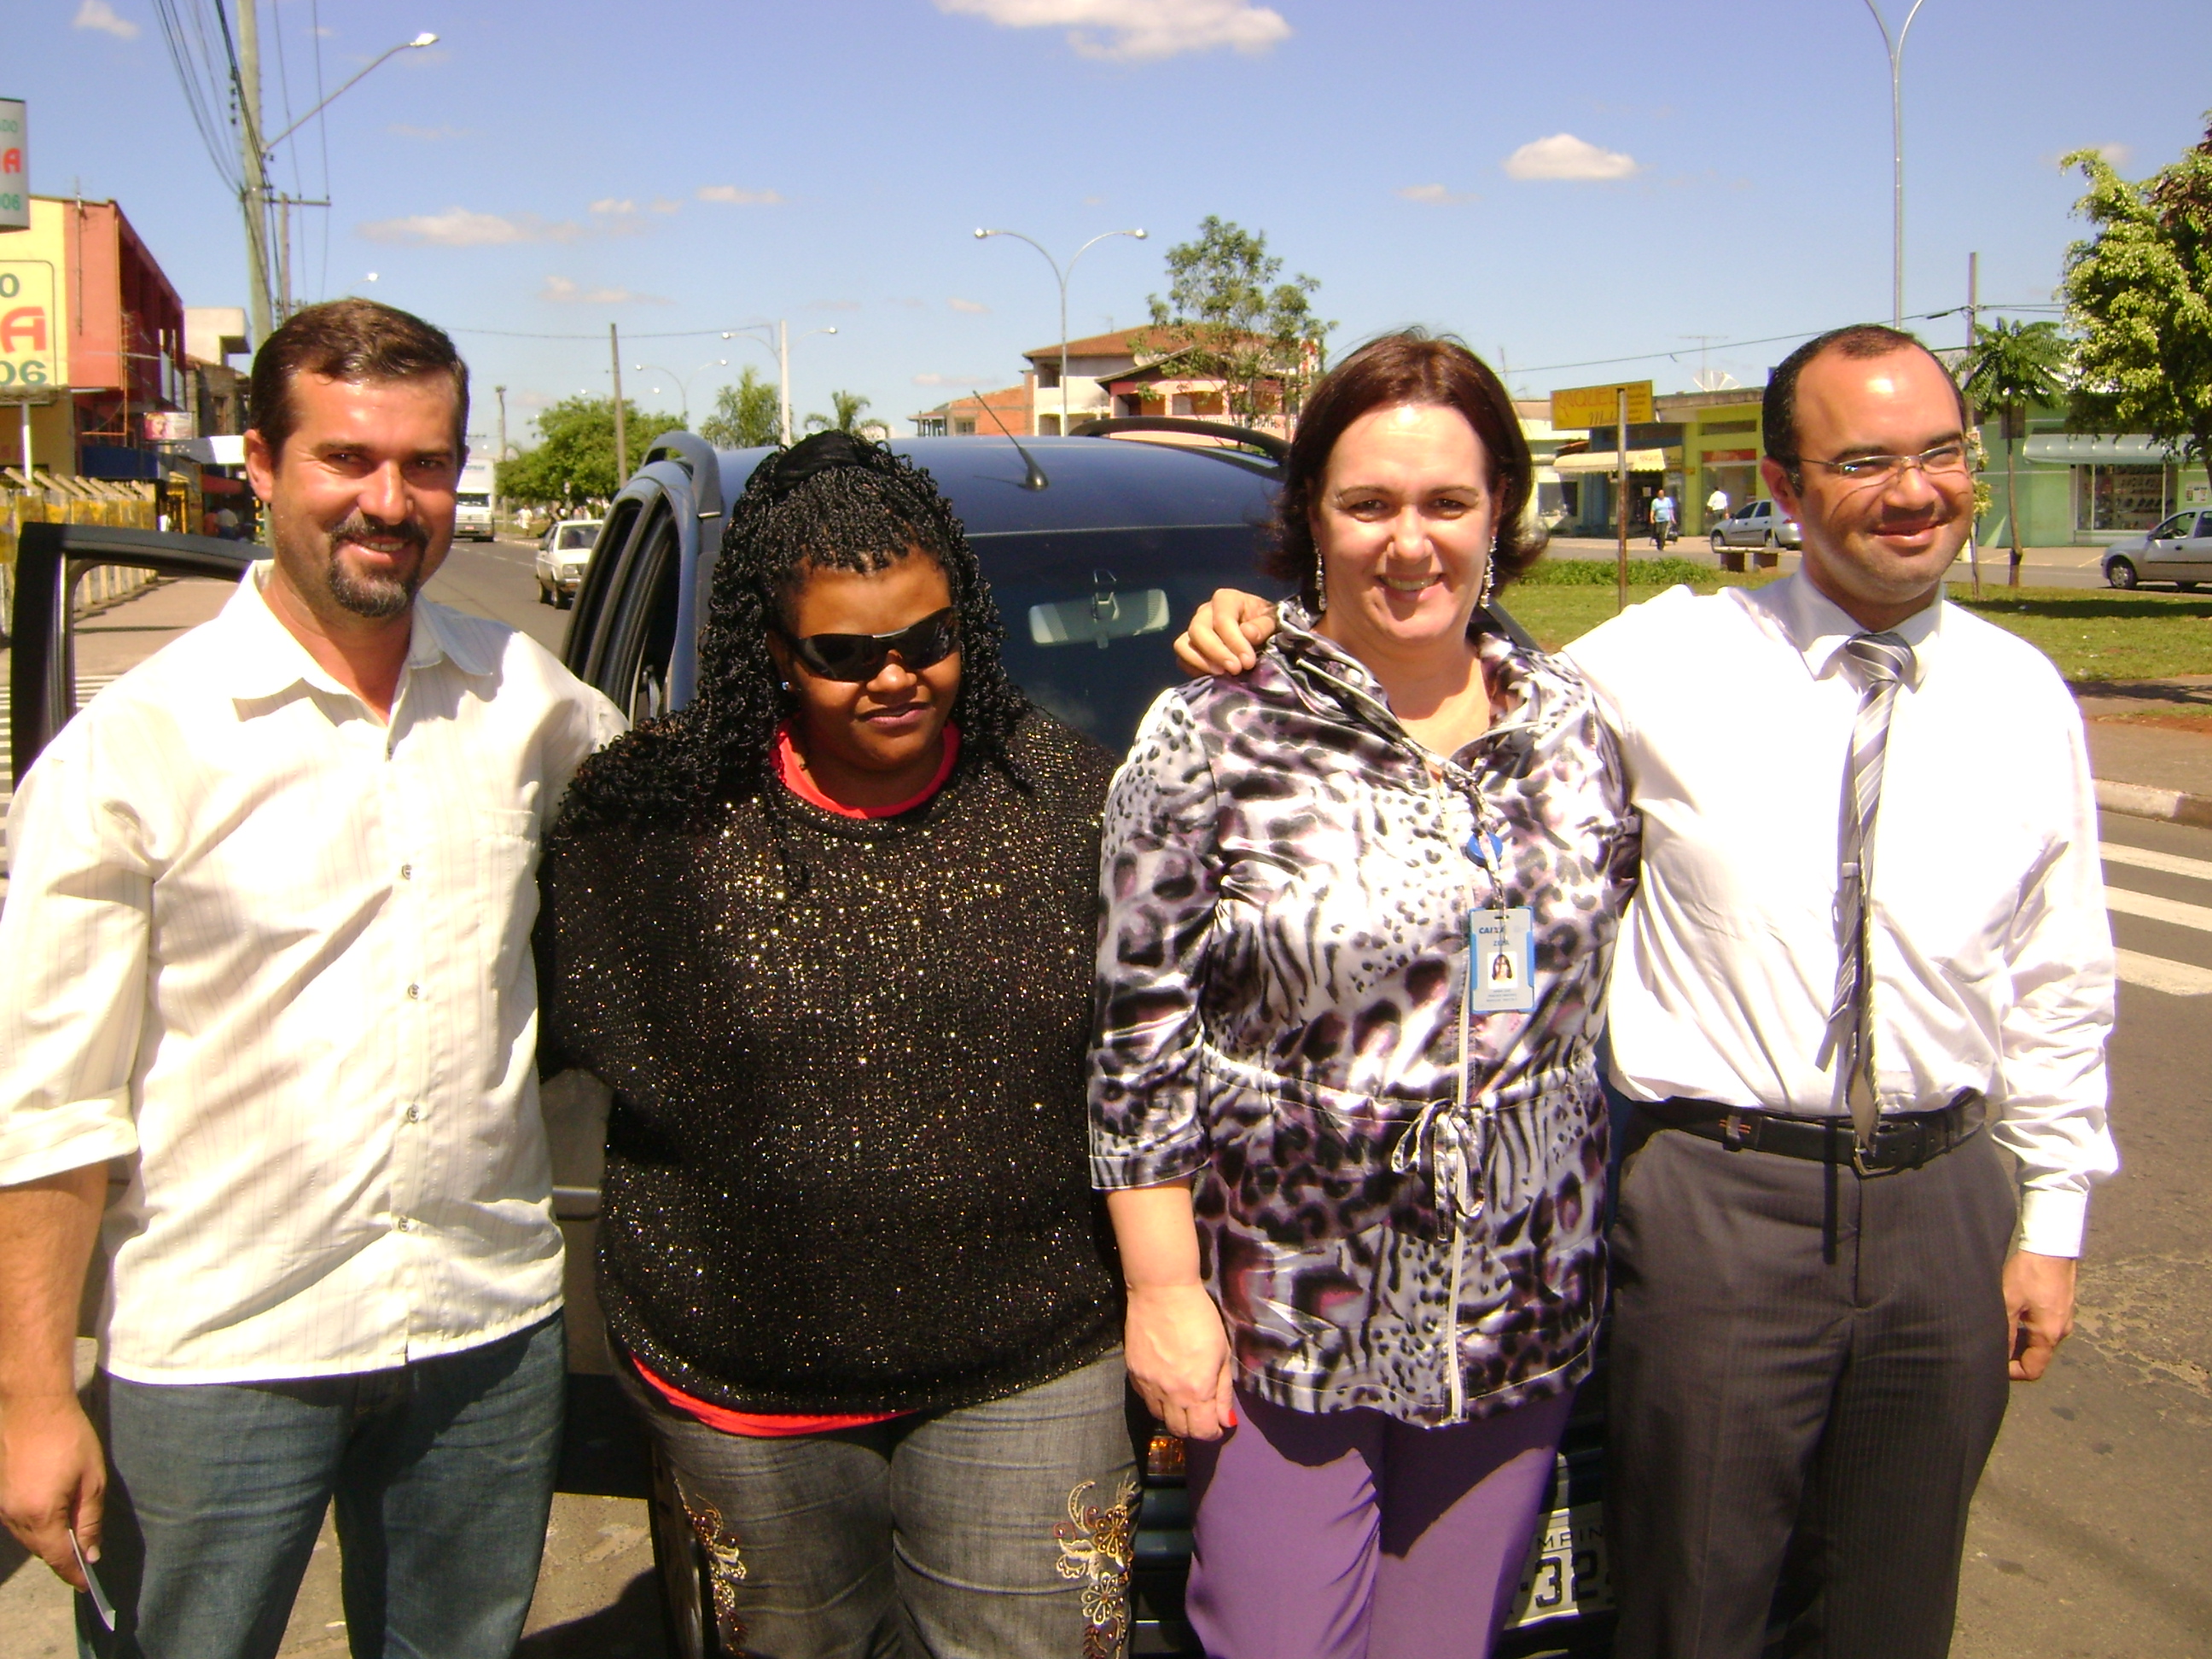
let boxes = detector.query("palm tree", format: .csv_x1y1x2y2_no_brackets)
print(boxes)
803,390,873,435
1962,319,2071,587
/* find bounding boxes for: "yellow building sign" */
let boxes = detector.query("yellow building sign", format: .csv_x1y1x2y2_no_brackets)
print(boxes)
0,199,70,393
1550,380,1653,430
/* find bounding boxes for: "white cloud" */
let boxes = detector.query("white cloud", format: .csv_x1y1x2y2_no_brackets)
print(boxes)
935,0,1289,61
540,276,669,306
1502,133,1639,182
650,198,683,215
697,184,785,206
2094,142,2132,166
591,198,637,216
73,0,140,40
948,297,989,314
359,207,567,247
1396,183,1479,206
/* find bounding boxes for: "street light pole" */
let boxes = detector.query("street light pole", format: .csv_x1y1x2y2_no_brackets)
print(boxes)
632,358,729,428
1860,0,1928,330
975,227,1147,434
493,383,508,528
722,323,835,445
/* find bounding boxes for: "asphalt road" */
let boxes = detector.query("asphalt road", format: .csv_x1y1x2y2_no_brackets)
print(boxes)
3,541,2209,1655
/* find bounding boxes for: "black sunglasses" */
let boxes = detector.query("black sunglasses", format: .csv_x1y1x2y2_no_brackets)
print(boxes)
783,608,960,683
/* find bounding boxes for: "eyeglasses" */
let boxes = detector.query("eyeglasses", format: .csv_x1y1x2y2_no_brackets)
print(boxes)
783,608,959,682
1799,441,1972,485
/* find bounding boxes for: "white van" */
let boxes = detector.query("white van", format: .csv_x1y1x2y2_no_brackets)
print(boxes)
454,457,496,541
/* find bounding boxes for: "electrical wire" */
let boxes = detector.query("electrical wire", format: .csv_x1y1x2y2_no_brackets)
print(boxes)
1505,301,2067,377
149,0,242,190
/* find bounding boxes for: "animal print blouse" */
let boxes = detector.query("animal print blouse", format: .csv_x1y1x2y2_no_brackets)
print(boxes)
1089,602,1639,1427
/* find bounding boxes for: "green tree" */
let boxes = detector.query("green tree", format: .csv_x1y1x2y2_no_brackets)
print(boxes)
497,395,678,507
699,367,781,449
1961,318,2071,587
802,389,873,435
1141,216,1331,428
2061,116,2212,480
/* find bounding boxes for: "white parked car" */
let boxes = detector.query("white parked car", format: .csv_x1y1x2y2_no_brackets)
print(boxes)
2103,510,2211,590
534,518,603,608
1709,499,1803,551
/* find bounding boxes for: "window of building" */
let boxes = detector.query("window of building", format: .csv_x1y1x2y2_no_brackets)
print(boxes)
1039,414,1061,435
1037,364,1061,388
2080,464,2169,532
954,419,977,435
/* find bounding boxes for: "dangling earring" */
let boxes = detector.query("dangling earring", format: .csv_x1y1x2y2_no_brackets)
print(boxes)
1476,535,1497,613
1313,548,1328,614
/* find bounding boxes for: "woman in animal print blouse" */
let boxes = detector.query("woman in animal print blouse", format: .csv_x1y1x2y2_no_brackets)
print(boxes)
1088,333,1639,1659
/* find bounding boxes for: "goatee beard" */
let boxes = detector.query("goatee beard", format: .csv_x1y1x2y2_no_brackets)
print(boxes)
325,517,428,619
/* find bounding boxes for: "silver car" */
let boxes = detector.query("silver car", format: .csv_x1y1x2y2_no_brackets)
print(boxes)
533,518,604,608
1709,499,1803,551
2104,510,2212,590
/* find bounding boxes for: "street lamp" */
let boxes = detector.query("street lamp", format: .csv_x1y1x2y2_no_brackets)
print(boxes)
632,358,728,428
974,227,1147,435
721,323,837,445
240,29,439,331
1860,0,1928,330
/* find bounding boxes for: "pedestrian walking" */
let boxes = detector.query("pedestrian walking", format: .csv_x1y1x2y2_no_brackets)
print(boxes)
0,298,625,1659
540,434,1136,1658
1094,334,1639,1659
1650,488,1677,552
1169,320,2117,1659
1705,484,1731,532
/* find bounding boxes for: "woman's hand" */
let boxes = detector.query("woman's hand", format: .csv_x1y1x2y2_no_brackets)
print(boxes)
1173,589,1279,678
1125,1283,1238,1441
1104,1182,1238,1440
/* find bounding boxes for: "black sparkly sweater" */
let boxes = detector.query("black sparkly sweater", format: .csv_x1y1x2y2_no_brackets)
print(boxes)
541,712,1124,1417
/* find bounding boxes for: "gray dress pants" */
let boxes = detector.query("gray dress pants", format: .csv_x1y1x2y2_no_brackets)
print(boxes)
1606,1114,2017,1659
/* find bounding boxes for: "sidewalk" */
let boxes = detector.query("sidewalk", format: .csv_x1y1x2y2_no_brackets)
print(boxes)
2075,676,2212,830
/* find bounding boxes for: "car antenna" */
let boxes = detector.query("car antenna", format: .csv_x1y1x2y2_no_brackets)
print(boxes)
970,390,1049,490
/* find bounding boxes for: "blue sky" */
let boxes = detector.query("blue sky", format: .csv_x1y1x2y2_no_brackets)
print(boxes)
15,0,2212,447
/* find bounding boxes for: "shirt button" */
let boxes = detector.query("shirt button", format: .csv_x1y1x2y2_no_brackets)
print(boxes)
406,983,422,1000
399,864,413,881
404,1104,422,1123
394,1216,413,1232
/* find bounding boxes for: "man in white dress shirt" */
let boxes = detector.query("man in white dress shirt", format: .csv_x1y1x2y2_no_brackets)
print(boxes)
1567,324,2115,1656
0,299,624,1656
1171,323,2116,1658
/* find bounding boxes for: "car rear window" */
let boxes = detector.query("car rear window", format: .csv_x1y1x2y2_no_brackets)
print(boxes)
559,526,598,550
973,524,1283,752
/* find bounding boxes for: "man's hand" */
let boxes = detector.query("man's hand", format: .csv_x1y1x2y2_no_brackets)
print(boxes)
1124,1283,1238,1441
0,1394,104,1592
2004,1249,2078,1382
1173,588,1278,678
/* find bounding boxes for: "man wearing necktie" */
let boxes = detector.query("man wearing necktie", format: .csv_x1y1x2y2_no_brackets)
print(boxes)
1569,323,2117,1657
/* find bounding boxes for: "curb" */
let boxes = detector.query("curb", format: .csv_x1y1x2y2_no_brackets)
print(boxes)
2097,778,2212,830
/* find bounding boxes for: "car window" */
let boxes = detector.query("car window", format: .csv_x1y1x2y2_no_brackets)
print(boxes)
2152,514,2193,538
1747,502,1769,520
977,527,1285,753
600,508,680,725
559,525,598,550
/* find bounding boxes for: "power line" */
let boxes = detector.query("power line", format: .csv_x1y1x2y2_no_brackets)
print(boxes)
1507,301,2066,378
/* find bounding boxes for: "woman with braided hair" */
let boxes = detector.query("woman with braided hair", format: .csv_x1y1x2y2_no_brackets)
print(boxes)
541,433,1137,1657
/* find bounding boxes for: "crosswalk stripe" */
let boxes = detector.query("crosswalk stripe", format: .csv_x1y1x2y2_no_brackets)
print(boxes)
2116,949,2212,997
2101,841,2212,883
2104,886,2212,934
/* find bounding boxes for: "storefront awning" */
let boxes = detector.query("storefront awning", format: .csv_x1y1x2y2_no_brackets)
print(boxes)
1552,448,1668,474
2020,434,2177,464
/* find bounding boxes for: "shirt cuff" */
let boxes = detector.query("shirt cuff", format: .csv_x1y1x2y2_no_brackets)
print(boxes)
2017,1186,2088,1258
0,1098,138,1188
1090,1139,1211,1192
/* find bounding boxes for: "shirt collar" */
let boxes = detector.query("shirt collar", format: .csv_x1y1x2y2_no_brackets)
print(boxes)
220,560,497,707
1759,569,1943,690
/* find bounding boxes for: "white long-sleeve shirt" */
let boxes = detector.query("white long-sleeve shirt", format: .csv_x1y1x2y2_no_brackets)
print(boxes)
0,566,625,1382
1566,573,2117,1257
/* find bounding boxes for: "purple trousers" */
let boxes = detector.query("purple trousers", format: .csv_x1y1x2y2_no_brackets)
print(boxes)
1184,1386,1573,1659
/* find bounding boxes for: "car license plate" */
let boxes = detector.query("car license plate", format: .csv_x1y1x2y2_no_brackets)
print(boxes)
1507,1500,1610,1627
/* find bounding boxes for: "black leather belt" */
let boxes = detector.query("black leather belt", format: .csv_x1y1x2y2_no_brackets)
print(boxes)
1641,1091,1985,1176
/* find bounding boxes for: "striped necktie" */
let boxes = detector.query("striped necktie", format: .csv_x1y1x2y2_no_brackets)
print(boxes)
1829,632,1916,1151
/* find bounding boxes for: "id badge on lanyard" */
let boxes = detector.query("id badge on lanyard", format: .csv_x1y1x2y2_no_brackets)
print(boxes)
1464,829,1535,1014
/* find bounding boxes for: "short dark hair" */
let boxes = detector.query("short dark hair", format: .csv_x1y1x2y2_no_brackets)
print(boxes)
1265,330,1545,604
248,297,469,459
1763,323,1967,485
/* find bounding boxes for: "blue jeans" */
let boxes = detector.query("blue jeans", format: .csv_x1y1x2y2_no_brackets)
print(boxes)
81,1312,565,1659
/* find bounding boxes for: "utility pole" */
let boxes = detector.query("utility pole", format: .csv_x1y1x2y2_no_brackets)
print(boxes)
777,318,790,446
236,0,273,342
1615,387,1631,614
1860,0,1928,330
493,384,508,529
1964,251,1982,597
609,323,628,493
